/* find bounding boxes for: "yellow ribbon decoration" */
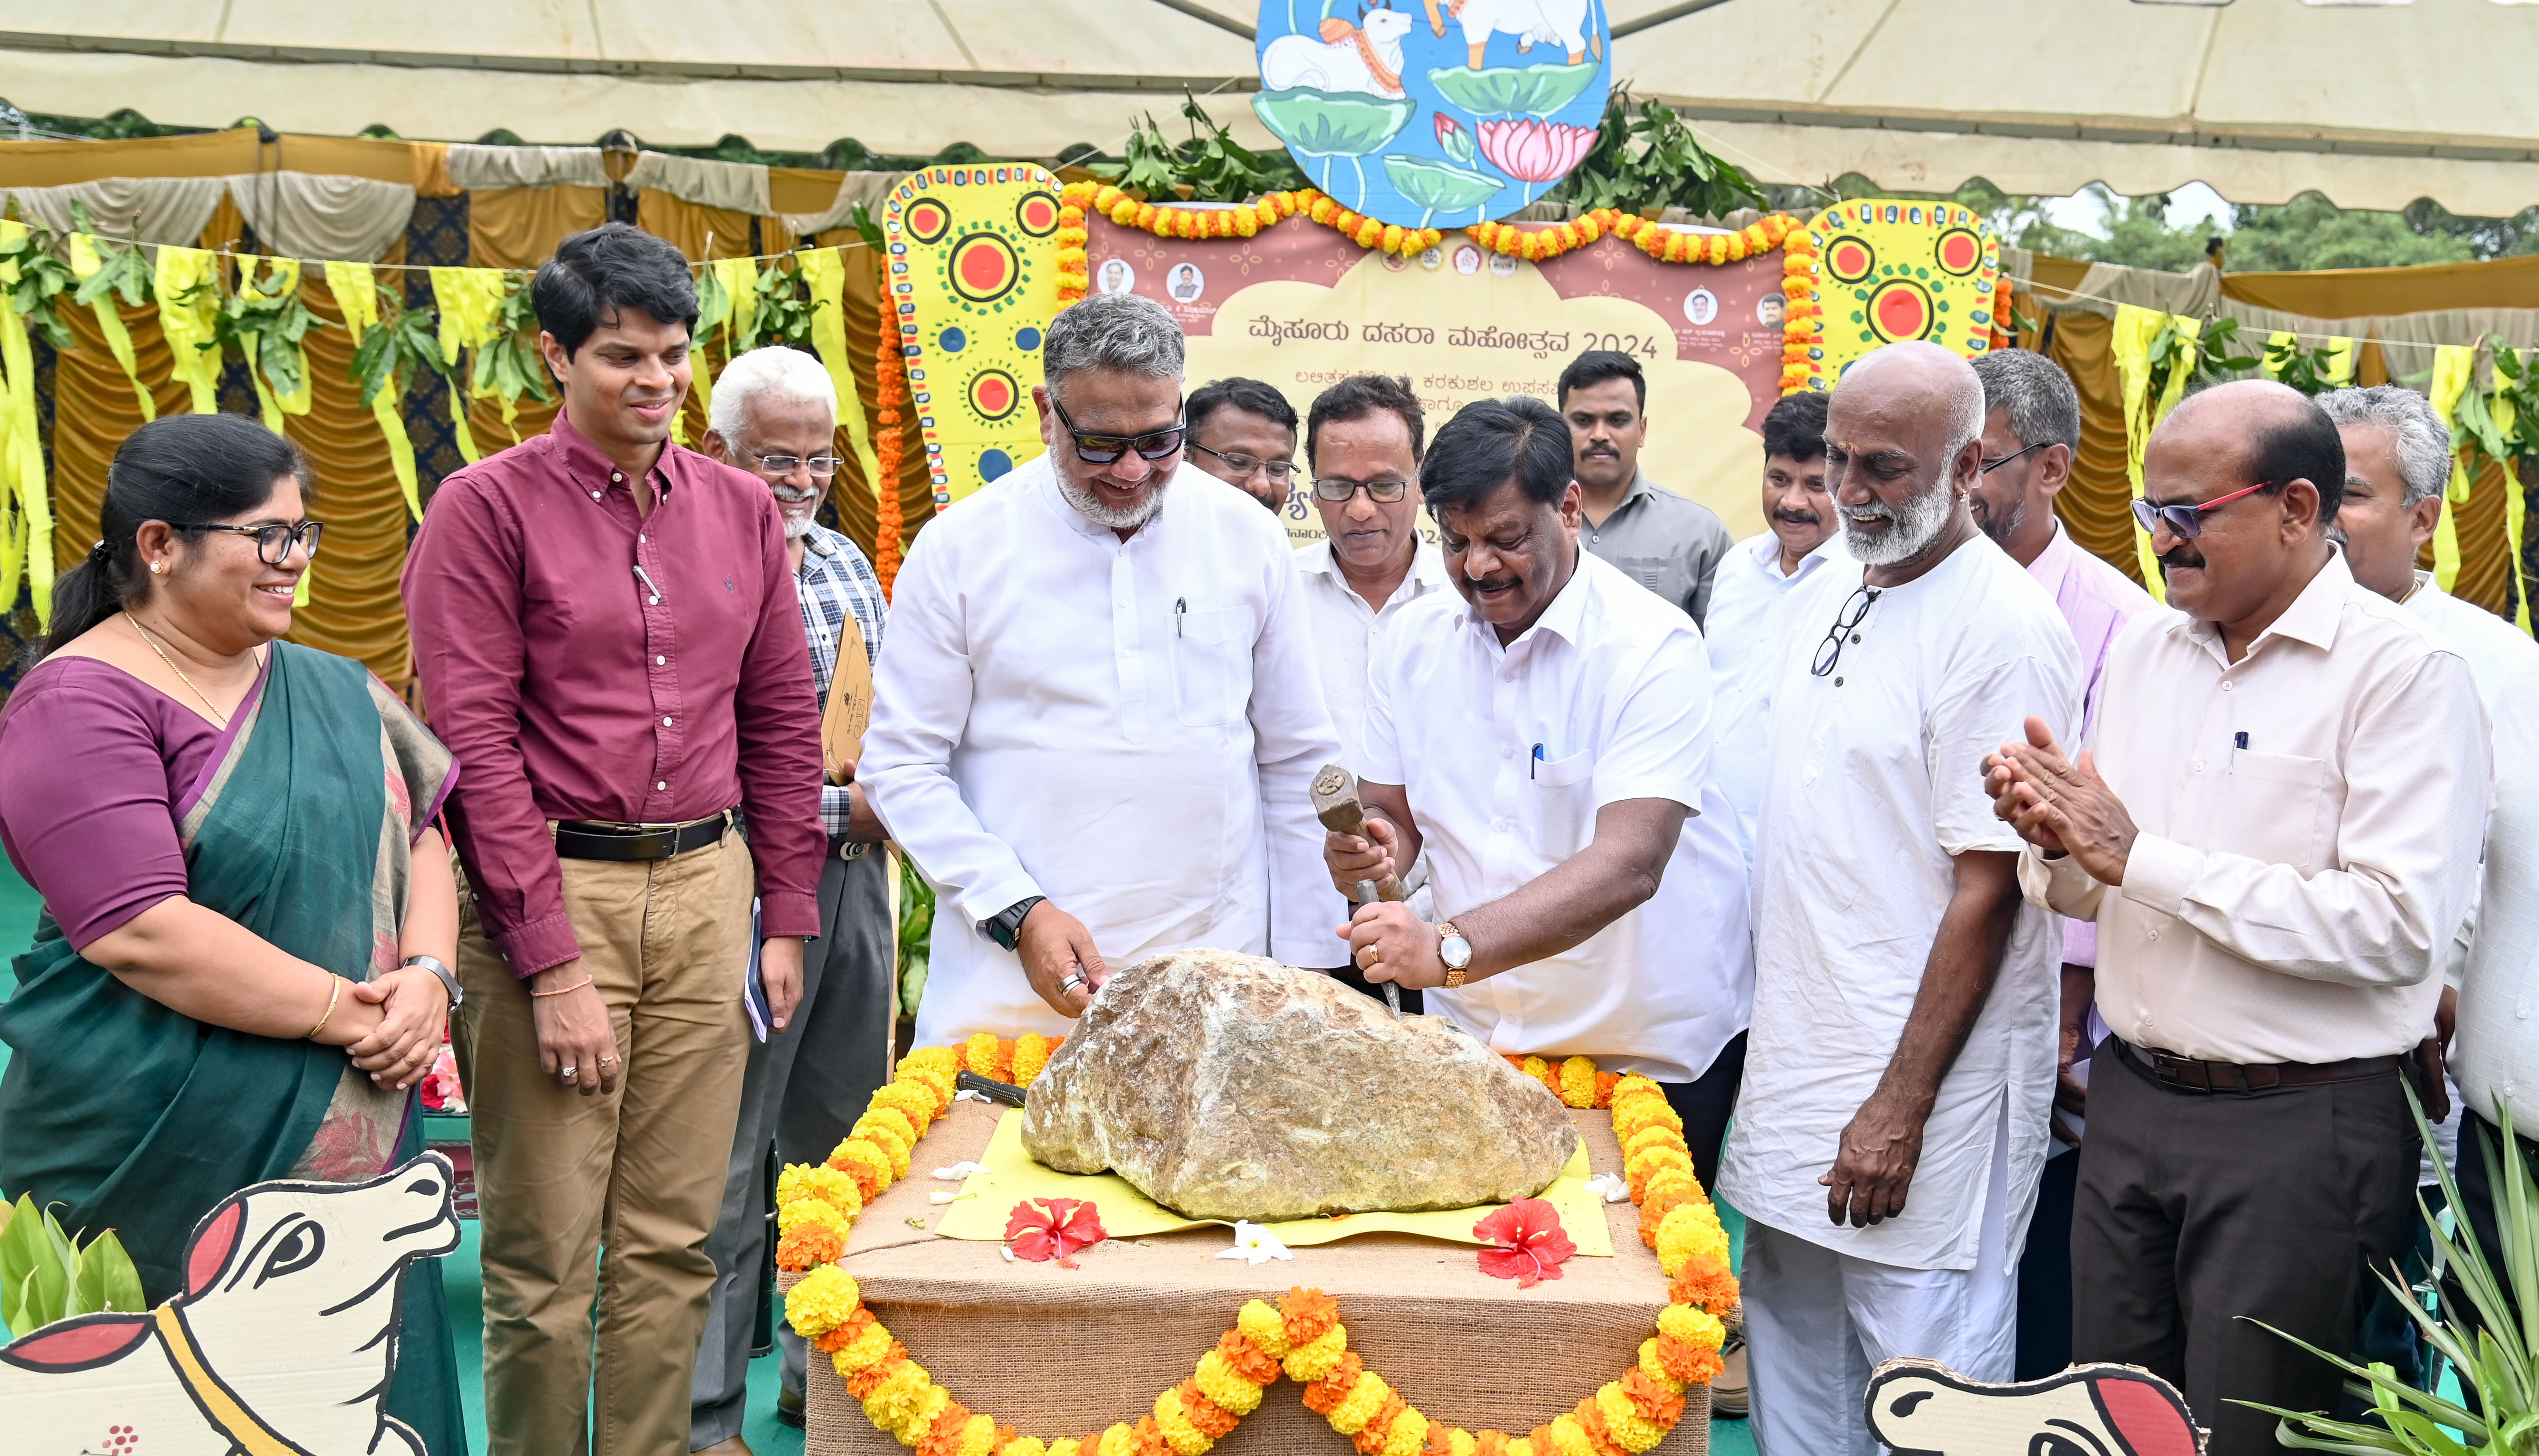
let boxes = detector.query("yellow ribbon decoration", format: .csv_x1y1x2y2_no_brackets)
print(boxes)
2323,336,2356,388
324,261,423,522
430,267,508,464
67,233,154,423
716,255,760,354
2498,382,2533,634
152,246,222,415
798,247,886,509
2111,304,2200,601
0,220,48,623
2429,343,2475,594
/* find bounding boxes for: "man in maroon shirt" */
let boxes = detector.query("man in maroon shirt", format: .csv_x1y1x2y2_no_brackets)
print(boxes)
403,223,824,1456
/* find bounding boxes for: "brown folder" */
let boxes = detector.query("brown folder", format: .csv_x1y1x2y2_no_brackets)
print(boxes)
822,612,872,786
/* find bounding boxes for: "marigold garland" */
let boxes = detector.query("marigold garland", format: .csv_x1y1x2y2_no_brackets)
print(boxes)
1778,228,1823,396
773,1046,1732,1455
871,269,909,594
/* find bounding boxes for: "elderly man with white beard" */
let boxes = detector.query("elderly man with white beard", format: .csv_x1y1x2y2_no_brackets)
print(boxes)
862,291,1341,1047
1718,341,2080,1456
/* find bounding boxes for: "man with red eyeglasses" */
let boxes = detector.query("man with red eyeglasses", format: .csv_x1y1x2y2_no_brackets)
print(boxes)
861,291,1341,1047
1985,379,2489,1456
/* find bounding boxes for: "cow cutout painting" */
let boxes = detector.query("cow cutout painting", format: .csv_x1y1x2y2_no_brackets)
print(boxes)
1865,1359,2208,1456
0,1152,460,1456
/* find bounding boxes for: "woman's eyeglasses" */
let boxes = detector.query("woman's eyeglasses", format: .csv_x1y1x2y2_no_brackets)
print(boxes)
1811,584,1881,678
1191,443,1297,483
2129,479,2275,539
746,452,842,479
171,520,324,565
1051,395,1187,464
1312,477,1413,503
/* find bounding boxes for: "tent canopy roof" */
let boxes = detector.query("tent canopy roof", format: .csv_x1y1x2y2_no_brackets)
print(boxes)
6,0,2539,212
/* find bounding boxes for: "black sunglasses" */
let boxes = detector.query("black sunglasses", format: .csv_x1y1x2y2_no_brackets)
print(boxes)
1811,584,1881,678
1051,395,1187,465
170,520,325,566
2129,480,2274,539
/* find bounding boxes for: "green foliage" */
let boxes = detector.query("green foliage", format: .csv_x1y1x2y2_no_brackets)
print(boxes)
350,285,457,405
66,202,152,311
196,261,331,401
0,1194,146,1340
0,220,78,350
1545,90,1764,219
2240,1090,2539,1452
2143,316,2257,408
2222,194,2474,274
470,277,554,412
1096,96,1306,203
747,260,815,350
2262,335,2350,398
897,855,934,1022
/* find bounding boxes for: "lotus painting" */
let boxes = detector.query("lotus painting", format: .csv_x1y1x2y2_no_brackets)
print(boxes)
1253,0,1612,229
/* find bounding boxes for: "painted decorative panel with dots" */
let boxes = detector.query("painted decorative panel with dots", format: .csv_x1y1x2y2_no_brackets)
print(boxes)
1792,199,2000,392
883,166,1066,509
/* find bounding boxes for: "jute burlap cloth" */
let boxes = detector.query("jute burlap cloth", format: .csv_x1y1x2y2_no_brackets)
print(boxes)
795,1101,1710,1454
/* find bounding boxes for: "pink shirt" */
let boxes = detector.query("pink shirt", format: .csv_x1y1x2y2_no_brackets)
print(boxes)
403,410,824,975
2027,520,2159,966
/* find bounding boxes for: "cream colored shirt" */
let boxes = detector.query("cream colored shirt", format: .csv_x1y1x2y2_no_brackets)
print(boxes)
2023,549,2491,1065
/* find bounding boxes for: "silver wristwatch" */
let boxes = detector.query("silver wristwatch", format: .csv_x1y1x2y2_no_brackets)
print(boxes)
402,954,462,1009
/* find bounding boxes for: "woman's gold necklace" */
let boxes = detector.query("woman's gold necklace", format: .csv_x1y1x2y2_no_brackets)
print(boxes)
125,610,247,727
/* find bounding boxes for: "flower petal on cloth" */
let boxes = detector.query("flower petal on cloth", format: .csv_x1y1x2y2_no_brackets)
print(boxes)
1473,1198,1577,1289
1215,1221,1295,1266
1006,1197,1108,1267
1585,1172,1631,1204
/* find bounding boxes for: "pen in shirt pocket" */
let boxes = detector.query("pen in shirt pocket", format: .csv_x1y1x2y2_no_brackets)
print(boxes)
2232,729,2248,767
1175,596,1187,638
1531,742,1545,780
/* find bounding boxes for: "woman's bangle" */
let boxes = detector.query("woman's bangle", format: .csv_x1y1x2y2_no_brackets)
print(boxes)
305,974,344,1040
530,976,594,999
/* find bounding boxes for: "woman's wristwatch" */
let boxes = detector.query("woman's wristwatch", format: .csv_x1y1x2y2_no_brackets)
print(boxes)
1437,923,1471,989
402,954,462,1009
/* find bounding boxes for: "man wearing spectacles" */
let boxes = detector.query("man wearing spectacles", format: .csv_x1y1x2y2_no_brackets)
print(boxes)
1719,341,2079,1456
1322,394,1754,1200
689,346,893,1453
1290,375,1452,1006
863,291,1341,1052
1559,350,1733,628
1968,349,2155,1383
1987,380,2488,1456
1188,377,1301,515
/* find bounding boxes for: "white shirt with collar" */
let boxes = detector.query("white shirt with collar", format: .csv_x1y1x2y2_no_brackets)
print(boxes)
2024,549,2490,1067
2453,664,2539,1126
1293,537,1452,764
863,454,1344,1048
1722,533,2080,1271
1362,548,1753,1083
2405,570,2539,719
1701,529,1853,868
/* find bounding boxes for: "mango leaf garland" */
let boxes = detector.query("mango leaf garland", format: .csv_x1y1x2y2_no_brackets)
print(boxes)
750,258,815,349
0,223,77,350
65,203,153,313
1545,90,1763,219
351,284,458,407
472,275,555,422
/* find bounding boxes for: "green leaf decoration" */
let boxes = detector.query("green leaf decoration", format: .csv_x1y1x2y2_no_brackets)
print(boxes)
1427,62,1601,120
0,222,80,350
0,1194,42,1335
73,1230,144,1317
1382,155,1504,223
1093,94,1306,202
1540,89,1763,219
1249,90,1417,160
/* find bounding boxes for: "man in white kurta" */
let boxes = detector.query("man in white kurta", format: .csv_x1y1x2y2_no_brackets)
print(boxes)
863,292,1341,1048
1717,344,2078,1456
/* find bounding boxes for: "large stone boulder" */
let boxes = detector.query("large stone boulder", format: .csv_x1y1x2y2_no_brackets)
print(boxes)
1020,949,1580,1220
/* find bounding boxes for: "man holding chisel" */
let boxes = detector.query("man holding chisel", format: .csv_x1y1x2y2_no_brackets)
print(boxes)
1322,395,1754,1191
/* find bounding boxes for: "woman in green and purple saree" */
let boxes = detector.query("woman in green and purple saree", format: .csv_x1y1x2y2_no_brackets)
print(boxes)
0,413,466,1454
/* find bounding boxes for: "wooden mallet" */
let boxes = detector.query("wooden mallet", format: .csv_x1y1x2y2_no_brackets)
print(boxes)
1312,763,1406,1017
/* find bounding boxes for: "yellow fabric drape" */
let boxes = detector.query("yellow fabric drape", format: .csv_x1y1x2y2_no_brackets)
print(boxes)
636,190,764,264
430,267,507,463
50,298,195,581
2110,304,2190,600
464,186,607,271
0,219,49,622
324,259,422,523
152,246,222,415
2429,343,2475,594
281,267,417,687
66,233,154,423
798,246,886,509
715,255,761,356
2035,306,2145,587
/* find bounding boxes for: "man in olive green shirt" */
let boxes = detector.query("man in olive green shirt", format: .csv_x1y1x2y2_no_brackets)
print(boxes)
1559,350,1734,627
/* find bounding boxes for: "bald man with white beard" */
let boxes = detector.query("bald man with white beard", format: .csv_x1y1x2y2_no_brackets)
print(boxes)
1720,343,2081,1456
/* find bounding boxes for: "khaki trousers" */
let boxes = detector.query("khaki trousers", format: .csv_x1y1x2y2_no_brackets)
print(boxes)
455,834,754,1456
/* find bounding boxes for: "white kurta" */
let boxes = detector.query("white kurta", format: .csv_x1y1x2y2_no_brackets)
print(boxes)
1701,529,1853,869
1721,534,2079,1271
1363,550,1753,1082
863,455,1342,1048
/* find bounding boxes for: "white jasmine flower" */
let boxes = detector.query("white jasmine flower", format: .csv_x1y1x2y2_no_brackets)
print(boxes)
1586,1172,1631,1204
933,1161,993,1181
1214,1221,1293,1266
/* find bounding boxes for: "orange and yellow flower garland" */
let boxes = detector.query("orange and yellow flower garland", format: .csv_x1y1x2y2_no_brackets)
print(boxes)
871,271,910,595
1779,228,1823,396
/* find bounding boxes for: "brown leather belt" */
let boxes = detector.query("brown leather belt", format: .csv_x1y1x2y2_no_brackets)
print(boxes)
2117,1037,2402,1095
555,812,730,862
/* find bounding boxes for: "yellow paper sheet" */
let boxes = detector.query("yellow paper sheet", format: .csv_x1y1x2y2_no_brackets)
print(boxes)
931,1110,1611,1256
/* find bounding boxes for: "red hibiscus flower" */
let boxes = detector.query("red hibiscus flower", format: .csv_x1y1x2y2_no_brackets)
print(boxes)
1005,1197,1107,1268
1474,1198,1576,1288
1476,119,1598,184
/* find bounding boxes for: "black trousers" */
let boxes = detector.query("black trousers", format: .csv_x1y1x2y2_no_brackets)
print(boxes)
2072,1039,2417,1456
2453,1110,2538,1332
2015,1145,2082,1380
1660,1029,1748,1196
